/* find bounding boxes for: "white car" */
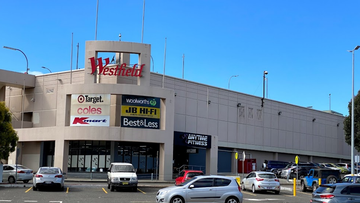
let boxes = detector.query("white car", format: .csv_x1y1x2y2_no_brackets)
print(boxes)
241,171,280,194
107,162,138,192
32,167,65,191
2,164,33,183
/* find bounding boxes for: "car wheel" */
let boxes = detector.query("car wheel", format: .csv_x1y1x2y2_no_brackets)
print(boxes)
225,196,239,203
312,183,318,192
326,175,337,184
301,182,307,192
23,180,29,183
252,185,256,193
32,186,37,191
110,185,115,192
241,182,246,191
8,176,15,184
170,196,184,203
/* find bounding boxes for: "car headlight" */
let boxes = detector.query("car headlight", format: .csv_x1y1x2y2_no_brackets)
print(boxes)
131,177,137,181
111,177,119,182
159,190,170,195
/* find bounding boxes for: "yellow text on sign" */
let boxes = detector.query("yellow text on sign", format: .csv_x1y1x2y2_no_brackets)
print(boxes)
121,106,160,118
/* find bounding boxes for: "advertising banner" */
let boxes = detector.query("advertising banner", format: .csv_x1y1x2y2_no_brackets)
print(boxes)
174,131,212,149
121,95,160,129
70,94,111,126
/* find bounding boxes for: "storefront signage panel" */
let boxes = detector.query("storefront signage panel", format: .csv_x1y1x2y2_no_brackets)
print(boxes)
174,131,212,149
121,95,160,129
71,94,111,126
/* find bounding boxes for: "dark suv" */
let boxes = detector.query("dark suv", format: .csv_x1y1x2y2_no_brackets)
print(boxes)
301,168,341,192
265,160,289,172
290,162,319,179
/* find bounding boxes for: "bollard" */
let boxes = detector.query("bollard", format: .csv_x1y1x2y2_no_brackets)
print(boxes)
319,178,321,186
236,177,241,186
293,178,296,196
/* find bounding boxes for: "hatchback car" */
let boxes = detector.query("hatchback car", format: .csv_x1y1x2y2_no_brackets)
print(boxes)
2,164,33,183
341,174,360,183
241,171,280,194
32,167,65,191
156,175,243,203
175,170,204,185
311,183,360,203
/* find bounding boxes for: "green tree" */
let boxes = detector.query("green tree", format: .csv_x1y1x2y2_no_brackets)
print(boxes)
0,101,18,160
344,90,360,151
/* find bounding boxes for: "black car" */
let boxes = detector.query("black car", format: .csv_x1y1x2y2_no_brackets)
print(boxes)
290,162,319,179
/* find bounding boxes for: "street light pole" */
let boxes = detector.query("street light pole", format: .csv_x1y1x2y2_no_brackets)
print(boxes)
261,71,268,107
42,66,52,73
3,46,29,74
349,45,360,175
228,75,239,89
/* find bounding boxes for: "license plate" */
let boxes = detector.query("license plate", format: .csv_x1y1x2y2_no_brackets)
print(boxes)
265,187,274,189
123,182,128,185
26,172,30,174
45,181,52,184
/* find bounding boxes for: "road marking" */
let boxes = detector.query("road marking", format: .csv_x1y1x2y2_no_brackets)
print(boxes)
49,201,62,203
102,188,108,194
299,191,311,196
137,188,146,194
25,187,32,193
24,201,37,202
66,187,69,193
242,191,256,196
0,201,12,202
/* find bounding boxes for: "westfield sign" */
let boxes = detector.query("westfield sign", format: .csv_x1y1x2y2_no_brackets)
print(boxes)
89,57,144,77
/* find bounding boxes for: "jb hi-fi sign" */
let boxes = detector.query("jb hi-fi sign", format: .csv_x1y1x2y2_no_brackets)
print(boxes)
89,57,144,76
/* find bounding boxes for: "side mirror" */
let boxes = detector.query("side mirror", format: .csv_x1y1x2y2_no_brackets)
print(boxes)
189,185,194,189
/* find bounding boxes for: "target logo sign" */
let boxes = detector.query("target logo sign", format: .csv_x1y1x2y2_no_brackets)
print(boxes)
78,95,85,103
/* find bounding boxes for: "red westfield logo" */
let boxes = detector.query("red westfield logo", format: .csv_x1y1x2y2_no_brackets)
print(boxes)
89,57,144,77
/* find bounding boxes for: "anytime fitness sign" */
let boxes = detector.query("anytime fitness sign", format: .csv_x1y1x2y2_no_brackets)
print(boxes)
70,94,111,126
121,95,160,129
174,131,212,149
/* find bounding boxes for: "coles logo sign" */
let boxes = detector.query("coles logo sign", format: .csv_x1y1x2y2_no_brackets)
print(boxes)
70,94,110,127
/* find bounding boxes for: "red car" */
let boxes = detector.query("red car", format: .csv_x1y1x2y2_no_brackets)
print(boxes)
175,170,204,185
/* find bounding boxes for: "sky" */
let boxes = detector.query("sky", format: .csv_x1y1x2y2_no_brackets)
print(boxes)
1,0,360,116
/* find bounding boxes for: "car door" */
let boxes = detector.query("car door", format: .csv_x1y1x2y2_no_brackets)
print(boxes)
337,185,360,203
244,173,255,188
185,178,216,202
3,165,14,182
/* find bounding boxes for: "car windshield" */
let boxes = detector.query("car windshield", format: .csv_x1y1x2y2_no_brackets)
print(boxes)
258,174,276,179
321,171,339,177
187,172,203,178
111,165,134,172
315,185,336,194
177,176,199,186
39,168,60,174
16,165,29,170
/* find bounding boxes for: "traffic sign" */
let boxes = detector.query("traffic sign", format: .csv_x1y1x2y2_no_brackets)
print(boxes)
295,156,299,164
242,151,246,161
235,152,238,160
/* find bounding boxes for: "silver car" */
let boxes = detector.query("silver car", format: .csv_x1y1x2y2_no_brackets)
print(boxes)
241,171,280,194
2,164,33,183
32,167,65,191
156,175,243,203
311,183,360,203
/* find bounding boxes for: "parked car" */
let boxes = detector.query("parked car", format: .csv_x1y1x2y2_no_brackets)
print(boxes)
265,160,289,172
337,163,351,172
241,171,280,194
341,174,360,183
32,167,65,191
156,175,243,203
318,163,342,172
175,170,204,185
301,168,341,192
311,183,360,203
2,164,33,183
107,162,138,192
290,162,319,179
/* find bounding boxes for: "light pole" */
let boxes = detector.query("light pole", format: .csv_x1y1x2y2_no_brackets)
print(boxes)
228,75,239,89
261,71,268,107
42,66,52,73
348,45,360,175
3,46,29,74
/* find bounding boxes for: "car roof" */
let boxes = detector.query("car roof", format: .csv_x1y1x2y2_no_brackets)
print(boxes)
182,170,203,173
111,162,133,165
252,171,276,174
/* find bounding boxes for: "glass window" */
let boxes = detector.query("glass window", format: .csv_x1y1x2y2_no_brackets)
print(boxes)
258,174,276,179
349,186,360,195
214,178,231,186
179,171,185,177
192,178,214,188
316,186,335,194
187,172,204,179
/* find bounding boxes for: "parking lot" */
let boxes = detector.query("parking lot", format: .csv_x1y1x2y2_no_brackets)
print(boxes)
0,182,314,203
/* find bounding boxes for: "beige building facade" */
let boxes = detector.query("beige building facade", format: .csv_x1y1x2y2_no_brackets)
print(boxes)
0,40,350,181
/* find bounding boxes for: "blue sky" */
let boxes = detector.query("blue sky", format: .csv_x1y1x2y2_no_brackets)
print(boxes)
1,0,359,116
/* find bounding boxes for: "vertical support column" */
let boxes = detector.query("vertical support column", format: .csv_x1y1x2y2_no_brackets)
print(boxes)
138,49,150,86
54,139,69,173
231,149,237,174
0,86,5,101
110,141,115,163
274,152,278,160
206,135,218,175
159,142,173,181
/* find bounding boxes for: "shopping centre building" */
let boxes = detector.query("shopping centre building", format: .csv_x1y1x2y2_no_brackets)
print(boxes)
0,40,350,180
